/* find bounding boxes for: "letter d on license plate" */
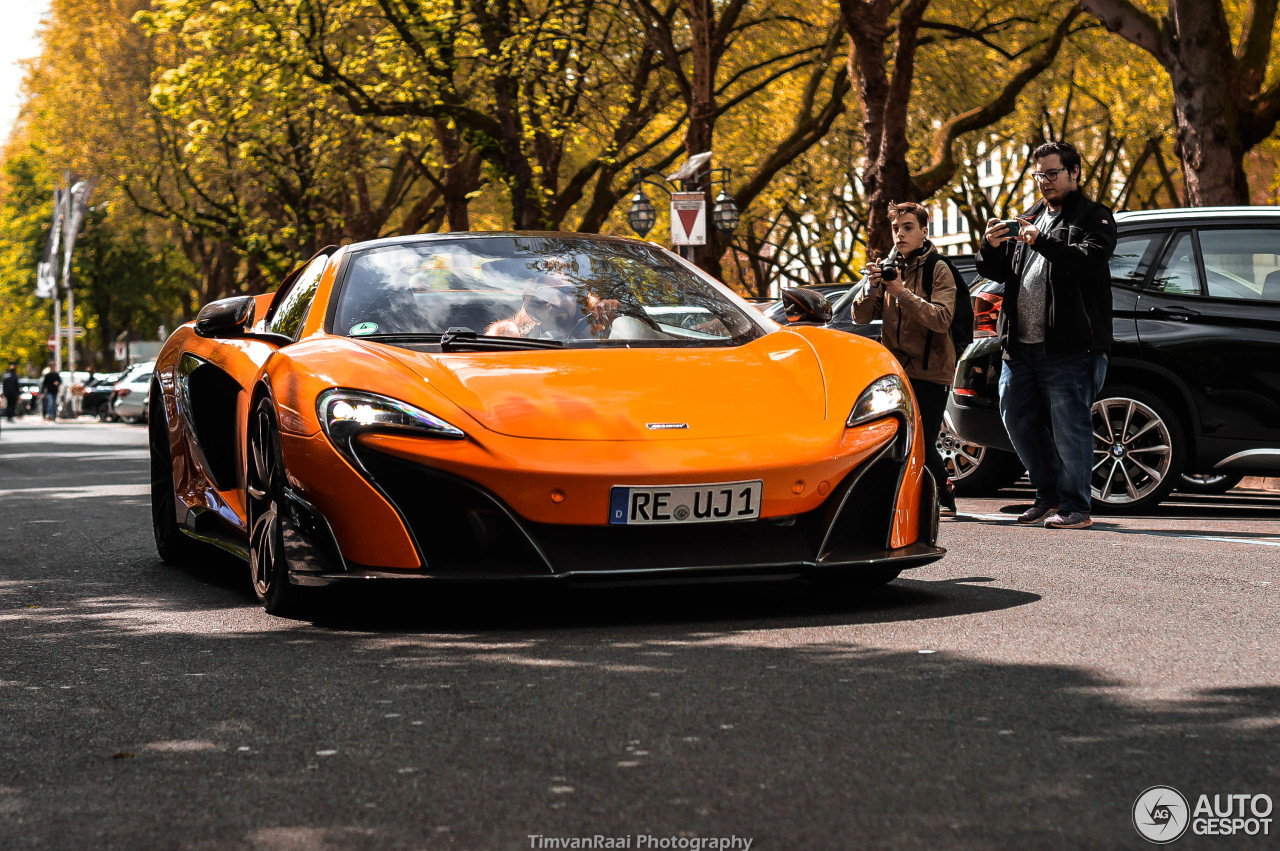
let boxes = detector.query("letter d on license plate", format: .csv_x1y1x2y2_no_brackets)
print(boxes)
609,480,763,525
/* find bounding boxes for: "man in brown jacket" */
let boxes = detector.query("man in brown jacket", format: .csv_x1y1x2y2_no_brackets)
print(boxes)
854,201,959,514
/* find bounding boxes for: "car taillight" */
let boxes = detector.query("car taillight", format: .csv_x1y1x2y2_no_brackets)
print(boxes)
117,388,132,398
973,291,1002,338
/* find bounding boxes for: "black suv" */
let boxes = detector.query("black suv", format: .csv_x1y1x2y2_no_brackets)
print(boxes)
947,206,1280,512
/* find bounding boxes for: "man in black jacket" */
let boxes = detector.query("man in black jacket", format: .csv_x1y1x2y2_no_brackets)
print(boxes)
40,365,62,421
2,363,18,421
975,141,1116,529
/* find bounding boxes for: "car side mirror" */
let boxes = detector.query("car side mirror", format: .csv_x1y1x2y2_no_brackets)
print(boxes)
195,296,256,339
780,288,833,324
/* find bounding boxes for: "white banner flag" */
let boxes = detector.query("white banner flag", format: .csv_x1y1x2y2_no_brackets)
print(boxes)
34,188,65,299
60,180,95,285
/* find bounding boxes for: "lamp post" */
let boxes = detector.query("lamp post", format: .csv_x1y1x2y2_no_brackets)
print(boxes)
626,156,739,261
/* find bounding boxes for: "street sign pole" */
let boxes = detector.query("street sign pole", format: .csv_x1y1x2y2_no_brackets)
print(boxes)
67,278,75,376
53,284,61,373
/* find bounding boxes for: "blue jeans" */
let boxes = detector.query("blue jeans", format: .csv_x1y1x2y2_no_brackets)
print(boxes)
43,392,58,419
998,343,1108,515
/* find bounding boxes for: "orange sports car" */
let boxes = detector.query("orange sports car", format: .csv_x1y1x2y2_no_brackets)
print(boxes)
150,233,943,616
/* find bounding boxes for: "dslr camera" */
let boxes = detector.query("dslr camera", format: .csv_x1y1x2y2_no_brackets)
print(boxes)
877,256,901,283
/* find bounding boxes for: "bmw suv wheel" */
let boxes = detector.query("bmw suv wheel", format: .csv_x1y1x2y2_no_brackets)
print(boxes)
1091,386,1185,514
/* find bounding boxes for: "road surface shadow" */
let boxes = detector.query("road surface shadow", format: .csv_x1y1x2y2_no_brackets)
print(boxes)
2,598,1277,850
300,574,1038,634
986,488,1280,522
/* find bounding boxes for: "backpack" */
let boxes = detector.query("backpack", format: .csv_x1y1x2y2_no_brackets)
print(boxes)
921,253,973,371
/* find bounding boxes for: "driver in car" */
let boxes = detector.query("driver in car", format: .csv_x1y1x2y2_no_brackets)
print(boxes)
487,279,620,340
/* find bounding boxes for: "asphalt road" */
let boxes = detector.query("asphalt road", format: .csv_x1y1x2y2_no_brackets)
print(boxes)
2,417,1278,850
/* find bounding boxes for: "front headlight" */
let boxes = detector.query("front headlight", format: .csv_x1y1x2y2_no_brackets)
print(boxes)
318,389,465,463
847,374,914,458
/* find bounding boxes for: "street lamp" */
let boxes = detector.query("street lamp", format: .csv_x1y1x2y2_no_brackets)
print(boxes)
711,190,739,233
627,188,657,237
625,157,740,242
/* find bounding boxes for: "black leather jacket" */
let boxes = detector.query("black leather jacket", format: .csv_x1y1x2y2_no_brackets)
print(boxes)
974,190,1117,357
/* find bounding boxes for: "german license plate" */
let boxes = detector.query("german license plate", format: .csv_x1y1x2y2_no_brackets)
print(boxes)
608,480,763,525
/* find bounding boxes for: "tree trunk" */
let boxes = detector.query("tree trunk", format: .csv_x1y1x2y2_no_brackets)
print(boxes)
1080,0,1264,206
842,0,928,259
1167,52,1249,204
684,0,721,277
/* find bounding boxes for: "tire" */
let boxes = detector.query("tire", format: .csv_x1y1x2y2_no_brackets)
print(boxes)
149,383,207,565
937,421,1024,496
1176,473,1244,495
96,403,111,422
246,396,312,618
1091,386,1186,514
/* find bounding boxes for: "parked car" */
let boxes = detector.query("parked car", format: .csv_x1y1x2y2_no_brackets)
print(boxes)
948,206,1280,512
16,378,40,415
109,362,155,424
80,372,123,420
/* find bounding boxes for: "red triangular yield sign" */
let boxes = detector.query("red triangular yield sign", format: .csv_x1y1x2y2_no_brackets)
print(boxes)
677,207,701,238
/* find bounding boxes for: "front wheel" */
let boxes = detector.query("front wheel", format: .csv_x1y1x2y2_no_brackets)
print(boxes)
1091,387,1185,514
246,397,312,618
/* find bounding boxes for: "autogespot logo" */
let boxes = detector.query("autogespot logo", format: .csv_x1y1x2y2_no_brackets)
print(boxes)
1134,786,1191,844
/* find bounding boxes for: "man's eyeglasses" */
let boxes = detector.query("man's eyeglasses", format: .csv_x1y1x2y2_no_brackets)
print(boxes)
1032,168,1069,183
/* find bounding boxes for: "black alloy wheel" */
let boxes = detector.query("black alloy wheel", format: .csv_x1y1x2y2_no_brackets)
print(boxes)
149,382,205,565
1090,386,1185,514
1176,473,1245,495
246,397,309,617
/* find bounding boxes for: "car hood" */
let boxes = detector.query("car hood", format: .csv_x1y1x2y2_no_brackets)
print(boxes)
381,333,829,440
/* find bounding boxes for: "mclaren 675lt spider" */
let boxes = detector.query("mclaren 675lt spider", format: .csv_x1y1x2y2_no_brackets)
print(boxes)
150,233,944,616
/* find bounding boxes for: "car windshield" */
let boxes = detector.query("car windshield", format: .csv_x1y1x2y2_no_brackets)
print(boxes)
332,236,766,347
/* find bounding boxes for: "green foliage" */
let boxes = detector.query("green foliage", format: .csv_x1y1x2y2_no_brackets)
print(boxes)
0,148,194,370
0,152,55,369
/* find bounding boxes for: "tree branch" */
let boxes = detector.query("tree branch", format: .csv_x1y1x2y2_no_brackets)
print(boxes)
1078,0,1171,68
911,6,1083,197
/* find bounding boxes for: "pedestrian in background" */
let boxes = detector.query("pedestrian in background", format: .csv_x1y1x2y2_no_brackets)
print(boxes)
854,201,959,515
2,362,18,421
40,364,62,421
975,140,1116,529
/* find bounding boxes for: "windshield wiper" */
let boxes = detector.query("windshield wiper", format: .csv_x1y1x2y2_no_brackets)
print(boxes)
354,329,563,351
438,327,564,352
